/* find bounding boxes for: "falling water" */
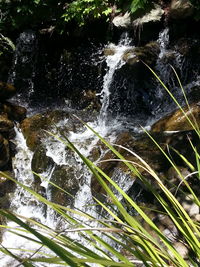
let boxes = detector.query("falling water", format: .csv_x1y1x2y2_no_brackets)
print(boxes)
8,30,37,107
0,127,49,266
158,27,169,58
98,34,132,126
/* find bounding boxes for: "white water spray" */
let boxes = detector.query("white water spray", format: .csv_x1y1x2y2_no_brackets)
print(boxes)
98,35,132,125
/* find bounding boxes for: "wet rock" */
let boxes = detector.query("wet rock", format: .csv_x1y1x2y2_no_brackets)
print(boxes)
169,0,194,19
0,171,15,198
20,110,70,151
107,42,160,117
137,204,178,244
155,214,178,242
81,90,101,111
0,134,10,168
31,145,55,193
0,82,16,100
20,109,95,151
123,42,160,66
104,47,116,56
1,102,27,122
0,113,14,133
31,145,54,175
188,86,200,103
151,104,200,132
91,131,169,197
20,113,46,150
49,165,79,206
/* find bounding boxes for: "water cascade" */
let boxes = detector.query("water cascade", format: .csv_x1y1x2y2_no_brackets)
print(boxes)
98,34,132,126
1,22,200,264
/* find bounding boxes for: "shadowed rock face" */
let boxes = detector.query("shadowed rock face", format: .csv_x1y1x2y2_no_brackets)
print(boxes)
0,134,10,168
0,79,27,217
169,0,194,19
0,82,16,100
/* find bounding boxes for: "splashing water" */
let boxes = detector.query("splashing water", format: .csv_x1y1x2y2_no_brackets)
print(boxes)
98,34,132,126
8,31,37,108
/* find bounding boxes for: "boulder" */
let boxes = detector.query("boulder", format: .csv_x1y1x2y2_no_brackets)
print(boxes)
31,144,55,191
104,47,116,56
20,109,94,151
20,110,70,151
0,82,16,100
91,129,200,200
0,171,15,198
123,42,160,66
31,145,54,175
1,102,27,122
0,113,14,133
48,165,79,206
91,131,169,198
151,104,200,132
169,0,194,19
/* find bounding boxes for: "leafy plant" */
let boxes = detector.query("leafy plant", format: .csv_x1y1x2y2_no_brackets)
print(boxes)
130,0,150,14
62,0,113,26
0,33,15,57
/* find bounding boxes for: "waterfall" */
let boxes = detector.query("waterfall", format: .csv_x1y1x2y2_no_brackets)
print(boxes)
3,25,198,264
98,34,132,126
158,27,169,58
0,127,49,266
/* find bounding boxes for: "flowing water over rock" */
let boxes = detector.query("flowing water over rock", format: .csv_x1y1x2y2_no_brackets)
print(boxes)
1,24,200,265
98,34,132,126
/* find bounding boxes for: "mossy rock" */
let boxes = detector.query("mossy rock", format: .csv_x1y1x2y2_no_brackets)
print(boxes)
123,42,160,66
151,103,200,132
0,171,15,198
1,102,27,122
0,113,14,133
20,110,70,151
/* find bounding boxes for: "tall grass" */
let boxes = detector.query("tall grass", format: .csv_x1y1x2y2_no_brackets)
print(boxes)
0,67,200,266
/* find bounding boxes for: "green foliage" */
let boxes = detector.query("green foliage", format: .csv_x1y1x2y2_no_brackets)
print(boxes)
130,0,149,14
0,33,15,58
62,0,113,26
0,0,156,33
